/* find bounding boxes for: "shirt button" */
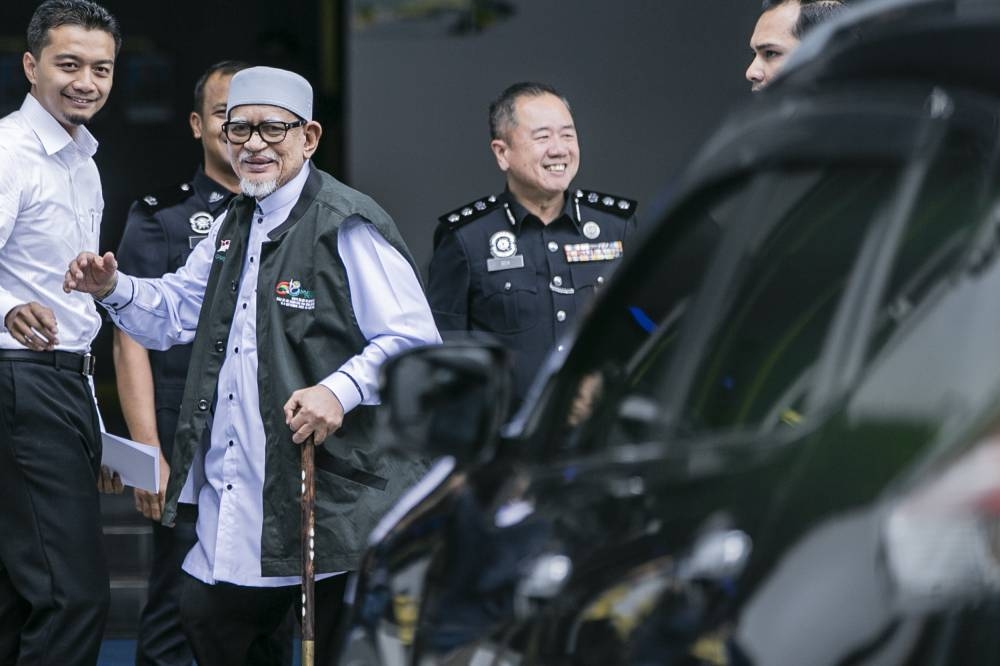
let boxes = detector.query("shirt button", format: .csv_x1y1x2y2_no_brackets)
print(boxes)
556,310,567,322
197,399,209,411
234,347,239,354
242,303,248,310
229,393,234,400
215,340,224,352
552,276,563,287
226,484,233,490
228,440,234,447
250,257,254,263
548,241,559,253
504,281,512,291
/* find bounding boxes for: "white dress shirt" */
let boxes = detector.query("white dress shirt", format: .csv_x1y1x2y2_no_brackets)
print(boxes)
100,163,441,586
0,94,103,350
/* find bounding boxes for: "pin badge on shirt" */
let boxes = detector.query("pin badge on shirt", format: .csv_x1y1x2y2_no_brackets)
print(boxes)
583,221,601,240
487,230,525,272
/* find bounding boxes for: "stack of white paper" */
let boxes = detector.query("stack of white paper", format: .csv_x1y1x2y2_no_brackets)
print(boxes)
101,432,160,493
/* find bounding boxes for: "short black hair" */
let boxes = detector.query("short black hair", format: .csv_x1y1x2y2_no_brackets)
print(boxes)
27,0,121,58
760,0,848,39
193,60,251,115
489,82,571,141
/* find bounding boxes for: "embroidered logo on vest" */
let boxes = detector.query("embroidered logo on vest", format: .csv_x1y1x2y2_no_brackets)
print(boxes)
275,279,316,310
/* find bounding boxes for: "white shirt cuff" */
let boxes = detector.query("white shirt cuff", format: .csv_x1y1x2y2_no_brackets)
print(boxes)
320,371,363,414
97,274,135,312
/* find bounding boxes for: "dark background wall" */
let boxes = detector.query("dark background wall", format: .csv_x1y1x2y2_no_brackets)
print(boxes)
1,0,762,434
348,0,764,274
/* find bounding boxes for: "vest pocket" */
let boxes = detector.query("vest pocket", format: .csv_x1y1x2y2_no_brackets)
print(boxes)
316,448,388,491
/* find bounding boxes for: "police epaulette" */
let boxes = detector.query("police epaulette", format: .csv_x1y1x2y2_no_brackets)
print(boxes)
438,194,502,227
139,182,194,210
575,189,637,218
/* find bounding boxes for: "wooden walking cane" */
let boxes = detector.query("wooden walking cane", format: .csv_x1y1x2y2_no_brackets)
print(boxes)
301,433,316,666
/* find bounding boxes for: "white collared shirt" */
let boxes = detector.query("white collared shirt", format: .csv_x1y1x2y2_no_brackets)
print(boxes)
100,163,441,586
0,94,103,350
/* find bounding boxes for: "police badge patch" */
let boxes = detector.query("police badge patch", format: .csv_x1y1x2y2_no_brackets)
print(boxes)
489,231,517,258
189,211,213,234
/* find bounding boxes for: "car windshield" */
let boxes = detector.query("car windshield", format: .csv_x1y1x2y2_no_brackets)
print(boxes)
544,125,990,459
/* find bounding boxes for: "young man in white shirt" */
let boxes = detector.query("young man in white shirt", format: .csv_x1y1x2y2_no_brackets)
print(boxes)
0,1,120,664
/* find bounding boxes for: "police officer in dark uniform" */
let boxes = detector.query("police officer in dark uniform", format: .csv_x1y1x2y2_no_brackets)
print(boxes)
114,60,288,666
428,82,638,408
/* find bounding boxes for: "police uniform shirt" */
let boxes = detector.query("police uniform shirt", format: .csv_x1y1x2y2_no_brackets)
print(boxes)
427,188,638,404
115,167,233,455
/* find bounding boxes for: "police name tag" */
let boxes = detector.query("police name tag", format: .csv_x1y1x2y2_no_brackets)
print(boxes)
487,255,525,272
565,241,623,263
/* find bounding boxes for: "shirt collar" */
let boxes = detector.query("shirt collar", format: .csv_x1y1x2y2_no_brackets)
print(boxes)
502,189,577,232
191,166,235,215
257,161,311,217
21,93,98,158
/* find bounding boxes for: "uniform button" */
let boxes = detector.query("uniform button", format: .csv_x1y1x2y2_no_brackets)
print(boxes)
557,345,565,352
226,484,233,490
597,276,605,285
229,393,234,400
234,347,239,354
242,303,248,309
249,257,254,263
548,241,559,253
231,280,238,292
228,440,234,447
197,399,209,411
504,282,512,291
552,276,563,287
556,310,567,322
215,340,224,352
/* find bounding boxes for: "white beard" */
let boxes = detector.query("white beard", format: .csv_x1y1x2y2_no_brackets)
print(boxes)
240,177,278,199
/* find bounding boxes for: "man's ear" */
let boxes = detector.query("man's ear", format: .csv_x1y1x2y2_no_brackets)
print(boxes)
22,52,38,87
189,111,203,140
490,139,509,172
302,121,323,158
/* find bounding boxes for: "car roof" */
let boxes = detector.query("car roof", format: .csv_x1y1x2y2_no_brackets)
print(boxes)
778,0,1000,94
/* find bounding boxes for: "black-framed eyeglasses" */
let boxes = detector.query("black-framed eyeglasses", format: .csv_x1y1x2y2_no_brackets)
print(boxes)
222,120,306,145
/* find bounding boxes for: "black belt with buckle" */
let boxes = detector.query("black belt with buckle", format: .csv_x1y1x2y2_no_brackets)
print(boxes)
0,349,96,376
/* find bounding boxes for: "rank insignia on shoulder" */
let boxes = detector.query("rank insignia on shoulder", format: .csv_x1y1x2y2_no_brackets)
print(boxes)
141,182,194,210
565,241,623,263
575,189,637,218
439,194,501,227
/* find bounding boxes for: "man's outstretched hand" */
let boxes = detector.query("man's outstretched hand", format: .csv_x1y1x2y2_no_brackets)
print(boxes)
64,251,118,297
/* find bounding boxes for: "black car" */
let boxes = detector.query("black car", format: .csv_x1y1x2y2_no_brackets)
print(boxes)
341,0,1000,663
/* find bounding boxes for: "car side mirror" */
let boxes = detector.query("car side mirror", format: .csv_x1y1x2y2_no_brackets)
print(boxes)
377,341,511,464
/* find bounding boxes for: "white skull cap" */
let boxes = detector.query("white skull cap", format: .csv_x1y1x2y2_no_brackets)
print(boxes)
227,66,313,121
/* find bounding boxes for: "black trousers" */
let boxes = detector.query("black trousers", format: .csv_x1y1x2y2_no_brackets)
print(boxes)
180,573,348,666
0,361,109,665
137,400,293,666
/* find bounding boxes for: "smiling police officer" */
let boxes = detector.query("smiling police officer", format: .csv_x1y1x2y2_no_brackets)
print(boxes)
428,82,638,408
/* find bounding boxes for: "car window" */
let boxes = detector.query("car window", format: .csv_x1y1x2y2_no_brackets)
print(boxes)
555,165,904,457
678,167,899,435
866,134,993,363
532,178,755,457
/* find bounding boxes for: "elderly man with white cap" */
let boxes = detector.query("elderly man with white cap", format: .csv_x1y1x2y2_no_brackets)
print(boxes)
64,66,441,665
